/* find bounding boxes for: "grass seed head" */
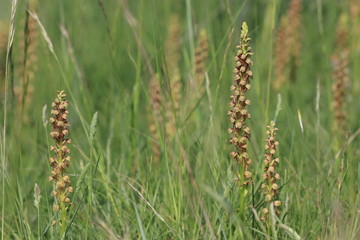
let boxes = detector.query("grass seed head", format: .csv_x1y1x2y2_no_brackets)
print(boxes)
33,183,41,209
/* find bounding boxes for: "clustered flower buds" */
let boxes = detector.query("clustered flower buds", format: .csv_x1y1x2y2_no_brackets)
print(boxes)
148,74,164,163
287,0,302,67
273,16,288,90
261,121,281,220
332,14,349,136
194,29,209,95
228,22,254,186
13,0,39,123
332,51,349,135
164,15,182,140
273,0,302,90
0,21,9,81
49,91,73,215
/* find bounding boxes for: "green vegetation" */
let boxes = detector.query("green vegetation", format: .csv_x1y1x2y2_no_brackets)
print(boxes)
1,0,359,239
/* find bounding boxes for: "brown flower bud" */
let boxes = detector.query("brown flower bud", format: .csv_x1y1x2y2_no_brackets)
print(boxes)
53,205,60,212
50,131,59,138
51,109,59,115
63,175,70,183
262,208,269,214
244,171,252,179
56,181,64,189
265,194,272,201
235,121,242,129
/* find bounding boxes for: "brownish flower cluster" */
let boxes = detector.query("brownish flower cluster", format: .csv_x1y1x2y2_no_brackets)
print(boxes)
148,74,164,163
350,0,360,49
273,0,302,90
15,0,38,118
273,16,288,90
350,0,360,108
351,0,360,18
164,15,182,139
287,0,302,67
49,91,73,216
0,21,7,52
0,21,9,95
194,29,209,96
332,14,350,136
228,22,253,186
261,121,281,220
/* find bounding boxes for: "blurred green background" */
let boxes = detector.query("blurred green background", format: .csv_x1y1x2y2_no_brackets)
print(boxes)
1,0,359,239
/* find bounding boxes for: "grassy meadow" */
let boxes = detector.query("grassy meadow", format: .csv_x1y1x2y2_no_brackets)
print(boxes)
1,0,360,239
